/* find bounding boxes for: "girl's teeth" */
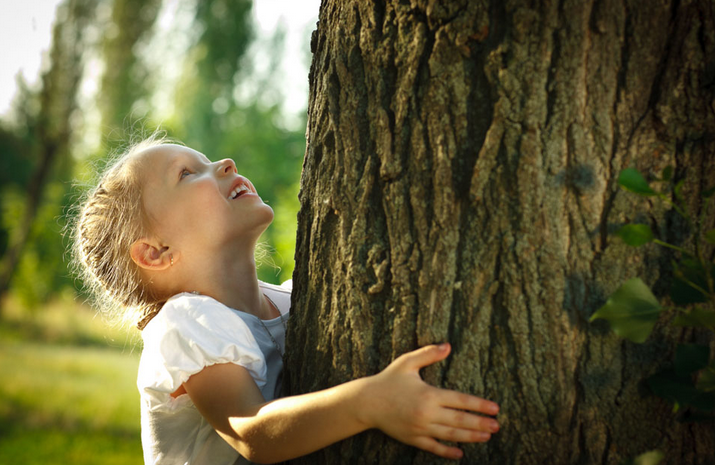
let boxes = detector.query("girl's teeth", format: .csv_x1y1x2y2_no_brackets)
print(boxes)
230,185,250,199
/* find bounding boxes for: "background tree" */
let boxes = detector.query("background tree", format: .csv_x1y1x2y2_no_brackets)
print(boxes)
98,0,161,143
286,0,715,463
0,0,96,309
171,0,254,150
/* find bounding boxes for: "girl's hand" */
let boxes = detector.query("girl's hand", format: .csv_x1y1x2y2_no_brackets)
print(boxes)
361,343,500,460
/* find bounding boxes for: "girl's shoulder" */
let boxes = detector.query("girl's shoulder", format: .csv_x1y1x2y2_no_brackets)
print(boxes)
137,292,267,401
142,292,245,341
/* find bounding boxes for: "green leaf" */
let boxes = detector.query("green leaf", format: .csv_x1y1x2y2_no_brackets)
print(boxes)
618,168,657,196
620,450,665,465
589,278,662,343
647,368,715,411
703,185,715,198
633,450,665,465
672,307,715,329
675,344,710,377
670,259,713,306
661,166,673,182
705,229,715,245
616,224,654,247
697,366,715,393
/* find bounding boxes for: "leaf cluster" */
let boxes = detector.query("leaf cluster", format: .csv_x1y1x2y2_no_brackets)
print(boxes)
590,167,715,418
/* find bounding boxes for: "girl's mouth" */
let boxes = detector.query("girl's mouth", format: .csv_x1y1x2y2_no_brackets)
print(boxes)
229,184,251,199
228,178,255,199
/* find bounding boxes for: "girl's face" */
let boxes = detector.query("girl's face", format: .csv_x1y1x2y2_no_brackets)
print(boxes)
138,144,274,255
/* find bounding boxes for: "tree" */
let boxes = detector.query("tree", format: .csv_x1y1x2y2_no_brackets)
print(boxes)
0,0,96,307
171,0,254,151
98,0,161,142
285,0,715,463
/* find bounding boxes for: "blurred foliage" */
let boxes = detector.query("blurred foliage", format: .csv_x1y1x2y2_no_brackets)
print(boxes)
171,0,254,149
0,0,307,311
1,183,75,308
0,123,36,258
0,109,36,194
99,0,162,141
0,0,97,309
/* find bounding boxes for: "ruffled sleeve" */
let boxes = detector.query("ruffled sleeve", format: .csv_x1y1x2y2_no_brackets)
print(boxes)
137,293,267,409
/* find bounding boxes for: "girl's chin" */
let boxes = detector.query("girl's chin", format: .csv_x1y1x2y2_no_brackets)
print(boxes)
237,209,275,239
234,201,274,223
252,204,274,225
262,204,275,222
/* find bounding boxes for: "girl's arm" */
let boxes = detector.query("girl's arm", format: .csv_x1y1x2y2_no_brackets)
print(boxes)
183,343,500,464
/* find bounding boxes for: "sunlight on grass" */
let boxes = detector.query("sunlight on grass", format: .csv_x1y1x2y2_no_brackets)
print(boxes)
0,291,141,348
0,342,140,430
0,293,143,464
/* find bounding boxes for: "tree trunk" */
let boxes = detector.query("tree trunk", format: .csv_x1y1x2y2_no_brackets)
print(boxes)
286,0,715,463
99,0,161,139
0,0,94,306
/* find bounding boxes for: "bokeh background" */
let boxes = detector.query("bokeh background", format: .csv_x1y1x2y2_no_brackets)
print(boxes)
0,0,318,462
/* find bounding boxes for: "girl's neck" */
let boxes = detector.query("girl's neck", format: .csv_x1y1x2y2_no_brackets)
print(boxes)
180,249,274,320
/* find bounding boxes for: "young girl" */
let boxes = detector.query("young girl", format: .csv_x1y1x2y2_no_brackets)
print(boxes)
73,136,500,464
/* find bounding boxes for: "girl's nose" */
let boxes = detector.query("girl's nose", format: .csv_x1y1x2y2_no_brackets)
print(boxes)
217,158,237,175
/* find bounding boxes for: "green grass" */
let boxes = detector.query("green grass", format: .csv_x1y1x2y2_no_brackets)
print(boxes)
0,294,143,464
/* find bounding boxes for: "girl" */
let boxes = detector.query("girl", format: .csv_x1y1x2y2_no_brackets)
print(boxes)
73,136,500,464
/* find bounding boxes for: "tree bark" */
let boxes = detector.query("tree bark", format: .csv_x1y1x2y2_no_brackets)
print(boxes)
286,0,715,463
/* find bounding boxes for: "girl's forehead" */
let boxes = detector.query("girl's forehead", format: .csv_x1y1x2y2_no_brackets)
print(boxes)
134,145,205,187
138,144,209,169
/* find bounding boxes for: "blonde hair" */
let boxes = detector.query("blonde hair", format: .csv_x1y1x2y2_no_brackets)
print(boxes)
71,133,175,330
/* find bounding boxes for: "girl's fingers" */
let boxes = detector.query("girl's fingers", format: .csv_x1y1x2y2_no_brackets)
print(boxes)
433,407,499,433
427,424,493,443
412,436,465,461
394,343,451,371
438,390,500,416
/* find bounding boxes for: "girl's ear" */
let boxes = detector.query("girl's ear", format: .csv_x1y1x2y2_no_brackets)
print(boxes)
130,239,171,271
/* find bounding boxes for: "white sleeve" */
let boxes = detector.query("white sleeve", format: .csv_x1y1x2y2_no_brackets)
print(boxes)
137,294,267,408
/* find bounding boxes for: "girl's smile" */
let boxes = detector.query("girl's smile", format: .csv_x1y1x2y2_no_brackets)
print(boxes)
227,177,256,200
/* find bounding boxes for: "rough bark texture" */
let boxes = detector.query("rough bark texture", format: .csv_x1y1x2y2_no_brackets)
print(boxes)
286,0,715,463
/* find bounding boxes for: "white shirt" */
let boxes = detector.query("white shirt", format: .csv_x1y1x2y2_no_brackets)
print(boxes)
137,281,291,465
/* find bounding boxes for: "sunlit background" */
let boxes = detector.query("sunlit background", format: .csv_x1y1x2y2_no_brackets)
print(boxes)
0,0,319,462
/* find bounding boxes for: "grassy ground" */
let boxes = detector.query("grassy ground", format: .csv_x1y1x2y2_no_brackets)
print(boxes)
0,294,143,464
